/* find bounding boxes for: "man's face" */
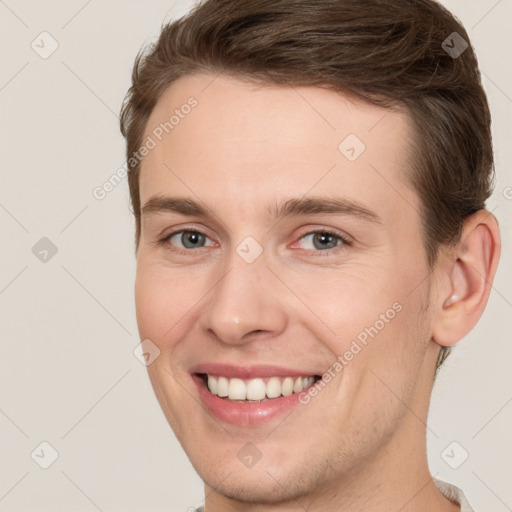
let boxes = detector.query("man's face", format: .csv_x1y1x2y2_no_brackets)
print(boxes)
135,74,440,503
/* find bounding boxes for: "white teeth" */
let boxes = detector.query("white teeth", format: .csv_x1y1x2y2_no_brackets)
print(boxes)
207,375,217,395
217,376,229,397
246,378,266,400
205,374,317,400
281,377,294,396
266,377,281,398
228,378,246,400
304,377,314,388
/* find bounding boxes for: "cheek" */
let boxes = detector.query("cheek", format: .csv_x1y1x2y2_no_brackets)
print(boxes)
281,265,401,345
284,261,427,375
134,262,203,349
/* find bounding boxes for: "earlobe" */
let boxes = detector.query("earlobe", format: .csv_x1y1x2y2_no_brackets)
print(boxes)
433,210,500,348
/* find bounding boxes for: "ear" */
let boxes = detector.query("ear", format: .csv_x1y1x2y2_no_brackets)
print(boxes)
432,210,501,347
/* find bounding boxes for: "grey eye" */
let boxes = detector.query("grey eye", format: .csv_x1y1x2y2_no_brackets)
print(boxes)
299,232,343,251
171,231,208,249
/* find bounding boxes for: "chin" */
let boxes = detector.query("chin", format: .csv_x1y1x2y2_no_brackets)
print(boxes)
190,450,333,506
202,472,311,505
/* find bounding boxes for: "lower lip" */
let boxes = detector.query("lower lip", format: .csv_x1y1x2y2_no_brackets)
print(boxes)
192,374,305,426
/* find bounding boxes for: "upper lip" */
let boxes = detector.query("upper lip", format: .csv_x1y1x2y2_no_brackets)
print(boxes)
190,363,321,379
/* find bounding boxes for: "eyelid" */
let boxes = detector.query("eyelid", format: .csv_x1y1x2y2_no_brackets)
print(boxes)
296,226,352,242
158,223,215,241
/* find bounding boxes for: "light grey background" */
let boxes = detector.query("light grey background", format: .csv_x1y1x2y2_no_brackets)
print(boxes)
1,1,511,510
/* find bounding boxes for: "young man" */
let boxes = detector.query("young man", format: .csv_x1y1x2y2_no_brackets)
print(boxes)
120,1,500,510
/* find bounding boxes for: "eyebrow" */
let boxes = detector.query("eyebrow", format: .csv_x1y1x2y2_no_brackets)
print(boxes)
141,195,381,224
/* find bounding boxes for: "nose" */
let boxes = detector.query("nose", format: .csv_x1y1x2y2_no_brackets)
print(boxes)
199,253,288,346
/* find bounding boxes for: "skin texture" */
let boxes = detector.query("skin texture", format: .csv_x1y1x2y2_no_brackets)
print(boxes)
134,74,500,511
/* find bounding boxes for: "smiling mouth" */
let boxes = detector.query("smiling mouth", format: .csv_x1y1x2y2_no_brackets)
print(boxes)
197,373,322,402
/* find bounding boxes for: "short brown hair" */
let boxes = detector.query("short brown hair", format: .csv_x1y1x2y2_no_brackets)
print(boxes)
120,0,494,368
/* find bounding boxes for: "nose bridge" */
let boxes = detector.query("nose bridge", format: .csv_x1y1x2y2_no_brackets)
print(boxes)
200,248,287,345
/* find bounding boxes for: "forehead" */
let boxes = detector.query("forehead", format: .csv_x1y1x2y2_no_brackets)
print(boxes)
139,73,419,225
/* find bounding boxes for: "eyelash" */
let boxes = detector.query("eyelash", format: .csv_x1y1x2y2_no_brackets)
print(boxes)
156,228,351,255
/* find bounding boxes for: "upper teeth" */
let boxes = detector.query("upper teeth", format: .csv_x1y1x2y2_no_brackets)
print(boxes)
207,375,316,400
